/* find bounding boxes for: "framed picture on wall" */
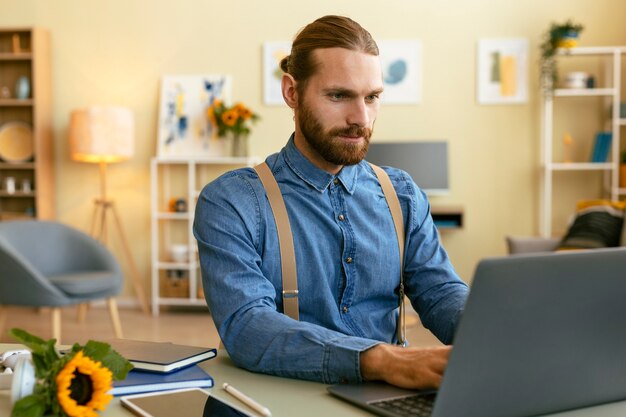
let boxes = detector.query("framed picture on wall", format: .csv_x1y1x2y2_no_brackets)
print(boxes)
378,39,422,104
263,41,291,106
477,39,529,104
156,74,232,158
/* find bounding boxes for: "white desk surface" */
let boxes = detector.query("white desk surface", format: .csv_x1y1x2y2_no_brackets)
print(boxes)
2,344,626,417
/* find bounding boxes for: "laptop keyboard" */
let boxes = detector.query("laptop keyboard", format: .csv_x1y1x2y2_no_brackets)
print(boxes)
370,392,436,417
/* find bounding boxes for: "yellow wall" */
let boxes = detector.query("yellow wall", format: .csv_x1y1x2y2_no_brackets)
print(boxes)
2,0,626,302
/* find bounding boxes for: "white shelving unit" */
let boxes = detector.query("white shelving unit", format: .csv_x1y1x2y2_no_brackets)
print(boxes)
150,156,260,315
541,46,626,237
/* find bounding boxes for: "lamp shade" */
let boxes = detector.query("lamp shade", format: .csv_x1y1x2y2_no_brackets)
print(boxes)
69,106,134,163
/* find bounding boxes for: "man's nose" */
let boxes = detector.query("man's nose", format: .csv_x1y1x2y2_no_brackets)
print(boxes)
346,100,370,127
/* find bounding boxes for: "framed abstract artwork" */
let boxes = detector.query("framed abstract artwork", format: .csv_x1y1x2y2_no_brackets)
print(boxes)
378,40,422,104
263,41,291,106
156,74,232,158
477,39,529,104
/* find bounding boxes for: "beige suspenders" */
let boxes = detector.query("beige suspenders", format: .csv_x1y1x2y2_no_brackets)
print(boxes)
254,162,407,346
369,164,407,346
255,162,300,321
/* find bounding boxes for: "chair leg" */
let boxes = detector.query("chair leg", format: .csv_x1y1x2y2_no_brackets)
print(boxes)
107,298,123,339
0,305,7,339
77,303,89,323
51,307,62,343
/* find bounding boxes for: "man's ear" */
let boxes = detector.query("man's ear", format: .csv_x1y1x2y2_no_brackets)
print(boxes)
281,73,298,109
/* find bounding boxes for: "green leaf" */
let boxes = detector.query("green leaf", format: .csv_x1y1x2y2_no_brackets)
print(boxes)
11,394,47,417
9,328,46,353
83,340,133,380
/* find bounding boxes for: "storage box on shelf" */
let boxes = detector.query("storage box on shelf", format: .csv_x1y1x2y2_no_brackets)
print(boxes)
541,46,626,236
0,28,53,221
150,156,259,315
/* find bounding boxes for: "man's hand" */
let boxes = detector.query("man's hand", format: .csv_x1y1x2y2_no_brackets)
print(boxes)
360,344,452,389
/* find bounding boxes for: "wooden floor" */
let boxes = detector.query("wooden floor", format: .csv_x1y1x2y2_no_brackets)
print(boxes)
0,305,441,348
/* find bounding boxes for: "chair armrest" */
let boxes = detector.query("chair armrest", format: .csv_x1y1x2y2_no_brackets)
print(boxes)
506,236,561,255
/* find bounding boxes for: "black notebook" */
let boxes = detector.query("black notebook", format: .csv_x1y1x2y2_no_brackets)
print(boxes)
106,339,217,373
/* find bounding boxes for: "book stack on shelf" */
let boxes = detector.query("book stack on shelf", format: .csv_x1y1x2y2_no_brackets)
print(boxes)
103,339,217,396
590,132,612,163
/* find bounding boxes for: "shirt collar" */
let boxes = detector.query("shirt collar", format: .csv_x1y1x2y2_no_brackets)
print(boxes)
283,134,359,194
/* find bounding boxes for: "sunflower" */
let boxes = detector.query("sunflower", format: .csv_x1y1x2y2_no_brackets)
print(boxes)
56,351,114,417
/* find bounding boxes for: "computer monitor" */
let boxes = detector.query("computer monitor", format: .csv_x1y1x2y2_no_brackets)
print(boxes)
365,141,449,195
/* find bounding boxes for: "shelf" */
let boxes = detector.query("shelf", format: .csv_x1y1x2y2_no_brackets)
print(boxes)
0,52,32,60
548,162,614,171
156,298,206,306
541,44,625,237
556,46,626,56
554,88,615,97
0,162,35,169
157,261,199,270
431,205,464,230
151,156,257,315
0,211,34,220
0,191,35,197
156,212,191,220
0,99,34,106
154,155,259,165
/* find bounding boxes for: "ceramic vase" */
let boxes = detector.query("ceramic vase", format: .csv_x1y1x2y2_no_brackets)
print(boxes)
15,76,30,99
232,134,248,157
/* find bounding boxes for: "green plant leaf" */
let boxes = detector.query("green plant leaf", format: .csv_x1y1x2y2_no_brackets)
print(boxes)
10,394,47,417
9,328,46,353
83,340,133,380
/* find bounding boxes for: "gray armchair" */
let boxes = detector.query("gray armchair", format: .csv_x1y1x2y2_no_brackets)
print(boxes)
506,236,561,255
0,220,124,342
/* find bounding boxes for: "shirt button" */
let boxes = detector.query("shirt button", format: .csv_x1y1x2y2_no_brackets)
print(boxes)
346,257,353,263
333,178,339,185
342,306,348,313
338,214,345,221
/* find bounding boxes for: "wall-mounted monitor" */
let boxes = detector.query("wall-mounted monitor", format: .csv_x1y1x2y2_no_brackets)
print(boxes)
365,141,449,196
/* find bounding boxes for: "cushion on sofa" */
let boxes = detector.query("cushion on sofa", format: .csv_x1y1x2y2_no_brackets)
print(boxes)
557,200,626,250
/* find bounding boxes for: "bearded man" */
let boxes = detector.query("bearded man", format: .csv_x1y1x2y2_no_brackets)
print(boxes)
194,15,468,389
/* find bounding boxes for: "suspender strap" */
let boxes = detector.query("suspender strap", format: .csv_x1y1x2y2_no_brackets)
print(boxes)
254,162,300,320
369,163,407,346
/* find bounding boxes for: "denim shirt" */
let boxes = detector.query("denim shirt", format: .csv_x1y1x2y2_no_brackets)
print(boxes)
193,136,469,384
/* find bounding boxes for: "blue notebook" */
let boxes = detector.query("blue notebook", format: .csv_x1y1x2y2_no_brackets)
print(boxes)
110,364,213,396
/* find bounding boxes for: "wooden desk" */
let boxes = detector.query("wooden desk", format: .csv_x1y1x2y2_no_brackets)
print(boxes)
2,344,626,416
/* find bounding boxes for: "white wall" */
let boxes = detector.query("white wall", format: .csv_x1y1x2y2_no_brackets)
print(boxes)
1,0,625,301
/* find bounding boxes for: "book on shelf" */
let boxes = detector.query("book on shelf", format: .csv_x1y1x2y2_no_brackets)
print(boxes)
110,364,213,396
105,338,217,373
590,132,612,163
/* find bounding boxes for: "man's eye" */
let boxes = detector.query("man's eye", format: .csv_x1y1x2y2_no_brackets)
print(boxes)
366,94,380,103
329,93,346,100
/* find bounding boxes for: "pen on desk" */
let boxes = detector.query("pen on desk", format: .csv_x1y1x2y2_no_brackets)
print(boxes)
223,382,272,417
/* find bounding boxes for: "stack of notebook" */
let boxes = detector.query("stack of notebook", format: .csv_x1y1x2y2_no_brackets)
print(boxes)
105,339,217,396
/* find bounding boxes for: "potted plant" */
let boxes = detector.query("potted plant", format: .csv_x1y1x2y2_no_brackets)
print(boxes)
207,100,260,157
540,19,584,94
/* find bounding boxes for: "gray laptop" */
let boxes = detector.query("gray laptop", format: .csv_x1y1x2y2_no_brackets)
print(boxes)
328,247,626,417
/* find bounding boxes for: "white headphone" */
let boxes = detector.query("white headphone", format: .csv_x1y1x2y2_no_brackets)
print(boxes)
1,349,31,371
0,350,35,404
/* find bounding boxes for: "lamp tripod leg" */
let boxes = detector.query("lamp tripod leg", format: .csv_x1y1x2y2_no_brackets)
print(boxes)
109,203,150,315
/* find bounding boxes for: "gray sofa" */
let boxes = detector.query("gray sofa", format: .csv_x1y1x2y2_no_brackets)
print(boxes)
506,224,626,255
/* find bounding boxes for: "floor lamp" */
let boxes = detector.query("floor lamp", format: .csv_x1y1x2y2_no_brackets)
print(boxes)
69,106,150,314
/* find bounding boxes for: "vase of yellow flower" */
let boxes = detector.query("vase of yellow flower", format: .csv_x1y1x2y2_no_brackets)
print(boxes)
207,100,259,157
8,328,132,417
